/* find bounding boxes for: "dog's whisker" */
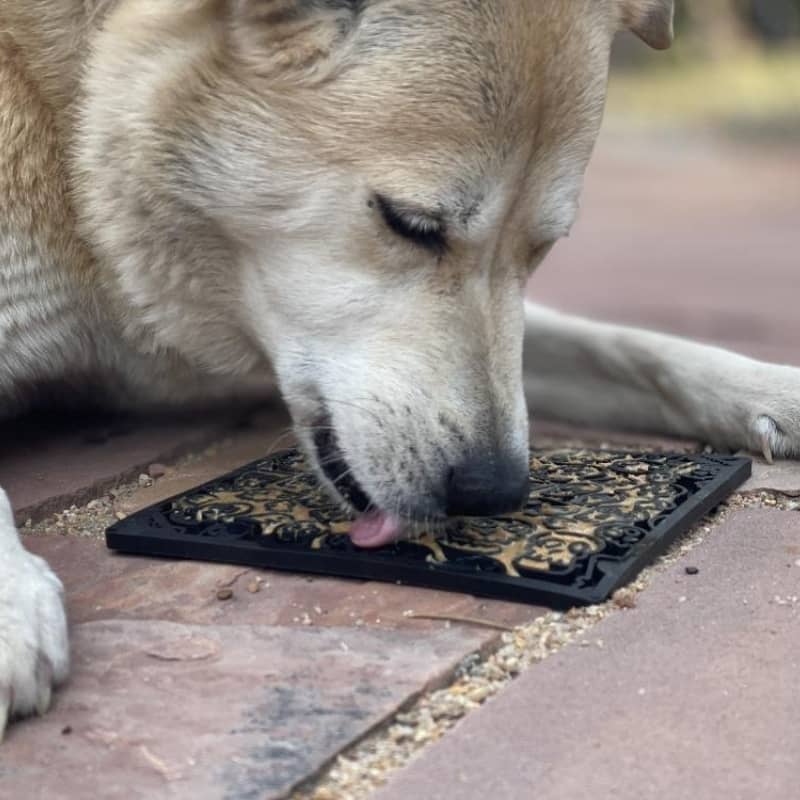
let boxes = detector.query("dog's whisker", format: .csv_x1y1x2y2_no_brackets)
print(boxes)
292,424,337,437
264,427,299,455
329,466,355,488
318,397,384,426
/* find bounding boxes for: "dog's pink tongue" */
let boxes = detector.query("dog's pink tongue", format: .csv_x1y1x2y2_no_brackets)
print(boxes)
349,511,404,549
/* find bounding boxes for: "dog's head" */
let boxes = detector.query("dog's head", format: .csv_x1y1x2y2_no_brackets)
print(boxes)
78,0,673,545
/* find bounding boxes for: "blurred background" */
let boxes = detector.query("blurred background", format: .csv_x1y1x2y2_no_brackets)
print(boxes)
529,0,800,368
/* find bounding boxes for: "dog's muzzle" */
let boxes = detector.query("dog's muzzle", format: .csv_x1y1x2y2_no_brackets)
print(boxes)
311,422,407,548
312,425,372,512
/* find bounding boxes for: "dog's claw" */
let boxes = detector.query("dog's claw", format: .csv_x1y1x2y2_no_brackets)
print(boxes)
36,687,51,717
0,690,9,743
761,435,774,465
35,664,53,716
754,415,777,464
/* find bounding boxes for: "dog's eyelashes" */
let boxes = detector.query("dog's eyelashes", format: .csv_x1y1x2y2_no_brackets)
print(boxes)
373,194,447,256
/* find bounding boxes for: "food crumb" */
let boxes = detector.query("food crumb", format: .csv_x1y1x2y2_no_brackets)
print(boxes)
311,789,337,800
685,566,700,575
611,588,637,609
246,579,261,594
216,588,234,601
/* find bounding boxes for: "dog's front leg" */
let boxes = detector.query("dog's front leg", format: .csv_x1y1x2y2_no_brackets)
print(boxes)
0,489,68,739
523,302,800,460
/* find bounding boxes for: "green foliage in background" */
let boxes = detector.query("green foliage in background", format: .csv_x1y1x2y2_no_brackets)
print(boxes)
675,0,800,45
609,2,800,140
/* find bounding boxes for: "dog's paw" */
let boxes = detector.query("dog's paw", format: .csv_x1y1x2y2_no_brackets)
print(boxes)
0,491,69,740
728,364,800,463
748,414,800,464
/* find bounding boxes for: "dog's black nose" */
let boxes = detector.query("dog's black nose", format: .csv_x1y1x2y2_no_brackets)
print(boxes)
445,453,529,517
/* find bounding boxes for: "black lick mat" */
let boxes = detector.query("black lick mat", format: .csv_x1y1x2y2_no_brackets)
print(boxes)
105,448,750,607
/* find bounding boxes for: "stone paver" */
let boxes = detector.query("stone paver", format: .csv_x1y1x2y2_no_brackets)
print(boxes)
0,406,287,525
0,619,481,800
3,529,540,797
24,536,540,633
373,509,800,800
111,430,295,519
741,458,800,496
533,420,699,453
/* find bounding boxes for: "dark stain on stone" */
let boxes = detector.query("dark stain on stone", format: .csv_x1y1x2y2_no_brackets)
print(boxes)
220,683,387,799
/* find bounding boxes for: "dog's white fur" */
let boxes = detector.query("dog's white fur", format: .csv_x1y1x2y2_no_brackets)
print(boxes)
0,491,69,737
1,0,799,734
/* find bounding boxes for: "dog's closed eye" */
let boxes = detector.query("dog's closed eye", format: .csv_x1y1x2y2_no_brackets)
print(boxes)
373,194,447,256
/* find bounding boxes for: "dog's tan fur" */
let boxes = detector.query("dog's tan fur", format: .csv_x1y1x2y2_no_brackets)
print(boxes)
2,0,620,503
0,0,638,412
3,0,800,733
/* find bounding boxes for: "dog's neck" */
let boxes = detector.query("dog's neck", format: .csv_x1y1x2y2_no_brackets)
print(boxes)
1,2,202,411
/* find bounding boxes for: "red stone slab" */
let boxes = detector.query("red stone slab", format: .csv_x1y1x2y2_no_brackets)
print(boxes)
0,619,480,800
374,509,800,800
5,531,542,799
533,419,699,452
1,405,292,526
0,413,224,525
741,458,800,497
24,536,541,633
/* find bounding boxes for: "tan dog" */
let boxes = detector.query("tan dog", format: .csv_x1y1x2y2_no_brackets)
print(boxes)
1,0,798,735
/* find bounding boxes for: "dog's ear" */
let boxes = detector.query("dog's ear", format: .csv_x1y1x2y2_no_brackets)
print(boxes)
619,0,675,50
227,0,365,78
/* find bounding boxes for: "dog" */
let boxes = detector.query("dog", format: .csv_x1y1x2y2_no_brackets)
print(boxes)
2,0,799,737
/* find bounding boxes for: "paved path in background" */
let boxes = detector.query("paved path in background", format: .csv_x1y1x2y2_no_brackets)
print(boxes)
530,132,800,367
